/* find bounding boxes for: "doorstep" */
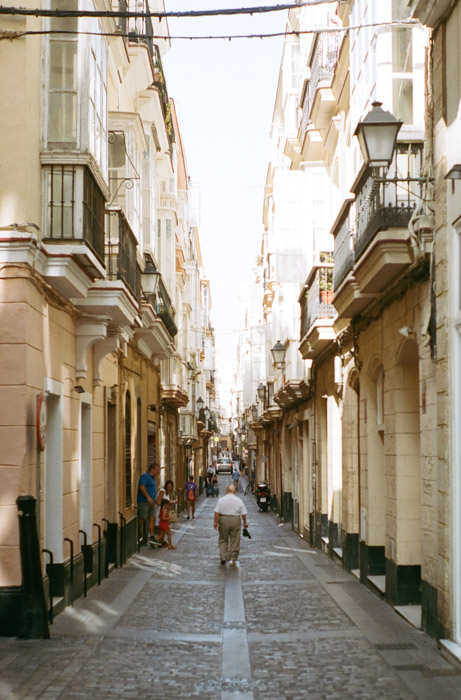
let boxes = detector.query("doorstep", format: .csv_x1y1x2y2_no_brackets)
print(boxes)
367,574,386,595
332,547,343,561
394,604,422,630
440,639,461,671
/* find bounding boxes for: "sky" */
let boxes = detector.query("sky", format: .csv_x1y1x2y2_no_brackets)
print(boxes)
163,1,287,398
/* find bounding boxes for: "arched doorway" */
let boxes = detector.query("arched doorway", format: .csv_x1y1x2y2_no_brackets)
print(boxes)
386,338,421,605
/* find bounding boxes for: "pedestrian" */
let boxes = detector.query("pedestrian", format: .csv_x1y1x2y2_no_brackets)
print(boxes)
207,463,215,476
137,463,160,547
157,499,176,550
213,484,248,565
232,463,240,489
156,479,177,528
184,473,198,519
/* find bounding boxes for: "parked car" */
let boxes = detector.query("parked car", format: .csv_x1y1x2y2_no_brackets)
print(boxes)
216,458,232,474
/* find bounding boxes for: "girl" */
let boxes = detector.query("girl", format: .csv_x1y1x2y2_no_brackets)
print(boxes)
157,498,176,550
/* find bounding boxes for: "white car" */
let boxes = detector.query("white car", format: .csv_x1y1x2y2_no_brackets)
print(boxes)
216,458,232,474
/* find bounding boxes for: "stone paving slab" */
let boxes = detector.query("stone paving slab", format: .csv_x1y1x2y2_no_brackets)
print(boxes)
0,480,460,699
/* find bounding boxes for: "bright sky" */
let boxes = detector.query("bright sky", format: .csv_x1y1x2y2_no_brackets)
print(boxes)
163,1,286,397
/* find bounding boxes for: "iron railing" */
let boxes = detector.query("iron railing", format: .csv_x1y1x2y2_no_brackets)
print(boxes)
106,209,140,299
127,0,154,63
333,207,355,290
156,276,178,337
309,32,341,116
354,174,416,262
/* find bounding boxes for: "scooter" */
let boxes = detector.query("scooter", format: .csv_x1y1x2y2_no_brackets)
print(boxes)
256,482,270,512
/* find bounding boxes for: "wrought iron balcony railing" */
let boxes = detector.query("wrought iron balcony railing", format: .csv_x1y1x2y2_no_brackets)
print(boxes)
333,207,355,290
354,174,417,262
156,276,178,338
300,265,336,339
127,0,154,63
106,209,140,300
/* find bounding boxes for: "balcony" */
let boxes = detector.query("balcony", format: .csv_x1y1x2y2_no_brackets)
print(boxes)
299,263,337,360
106,209,140,300
333,146,423,321
156,277,178,339
353,172,416,294
41,165,106,298
161,355,189,408
73,209,140,327
127,0,155,66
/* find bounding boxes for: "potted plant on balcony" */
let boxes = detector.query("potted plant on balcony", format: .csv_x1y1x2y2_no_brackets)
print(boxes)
319,268,334,304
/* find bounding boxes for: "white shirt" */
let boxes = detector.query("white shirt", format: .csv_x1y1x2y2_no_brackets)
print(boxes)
215,493,247,516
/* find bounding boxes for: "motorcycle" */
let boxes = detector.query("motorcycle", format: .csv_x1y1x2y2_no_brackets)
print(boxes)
256,482,270,511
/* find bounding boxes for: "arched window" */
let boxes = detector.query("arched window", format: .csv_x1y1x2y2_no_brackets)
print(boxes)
125,391,132,507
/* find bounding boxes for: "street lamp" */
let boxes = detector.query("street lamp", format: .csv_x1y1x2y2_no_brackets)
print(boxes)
271,340,286,368
251,404,259,421
204,405,210,421
257,382,266,402
196,396,204,415
354,101,403,169
141,258,161,296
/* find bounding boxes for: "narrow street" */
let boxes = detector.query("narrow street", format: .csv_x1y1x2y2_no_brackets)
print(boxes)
1,478,460,700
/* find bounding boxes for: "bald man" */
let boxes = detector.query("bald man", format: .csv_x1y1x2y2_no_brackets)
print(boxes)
213,484,248,565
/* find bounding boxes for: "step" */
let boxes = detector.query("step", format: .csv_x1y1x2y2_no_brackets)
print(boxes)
394,605,422,630
332,547,343,561
367,574,386,595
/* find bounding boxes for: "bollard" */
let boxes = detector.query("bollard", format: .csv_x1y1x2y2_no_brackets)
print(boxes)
102,518,110,577
42,549,54,624
79,530,88,597
64,538,74,606
16,496,50,639
93,523,101,585
118,512,126,566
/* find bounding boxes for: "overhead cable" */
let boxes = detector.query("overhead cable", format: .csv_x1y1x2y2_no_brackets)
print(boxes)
0,19,420,42
0,1,339,20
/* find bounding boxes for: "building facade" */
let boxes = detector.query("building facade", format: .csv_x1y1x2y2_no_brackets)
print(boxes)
0,0,216,635
239,0,461,658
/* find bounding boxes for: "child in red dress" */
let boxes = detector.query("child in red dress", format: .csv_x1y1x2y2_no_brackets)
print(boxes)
157,499,176,549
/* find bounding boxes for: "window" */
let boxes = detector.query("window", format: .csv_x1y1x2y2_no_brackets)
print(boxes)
44,164,105,261
46,165,76,238
88,21,107,173
109,132,127,204
47,0,79,144
392,0,414,124
46,0,107,175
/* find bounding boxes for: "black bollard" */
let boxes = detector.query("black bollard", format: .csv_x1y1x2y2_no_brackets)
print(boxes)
16,496,50,639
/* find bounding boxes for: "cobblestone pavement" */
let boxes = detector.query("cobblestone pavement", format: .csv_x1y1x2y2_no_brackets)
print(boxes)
1,477,461,699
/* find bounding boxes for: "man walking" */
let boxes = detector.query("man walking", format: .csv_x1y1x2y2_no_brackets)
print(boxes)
137,463,160,547
213,484,248,565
